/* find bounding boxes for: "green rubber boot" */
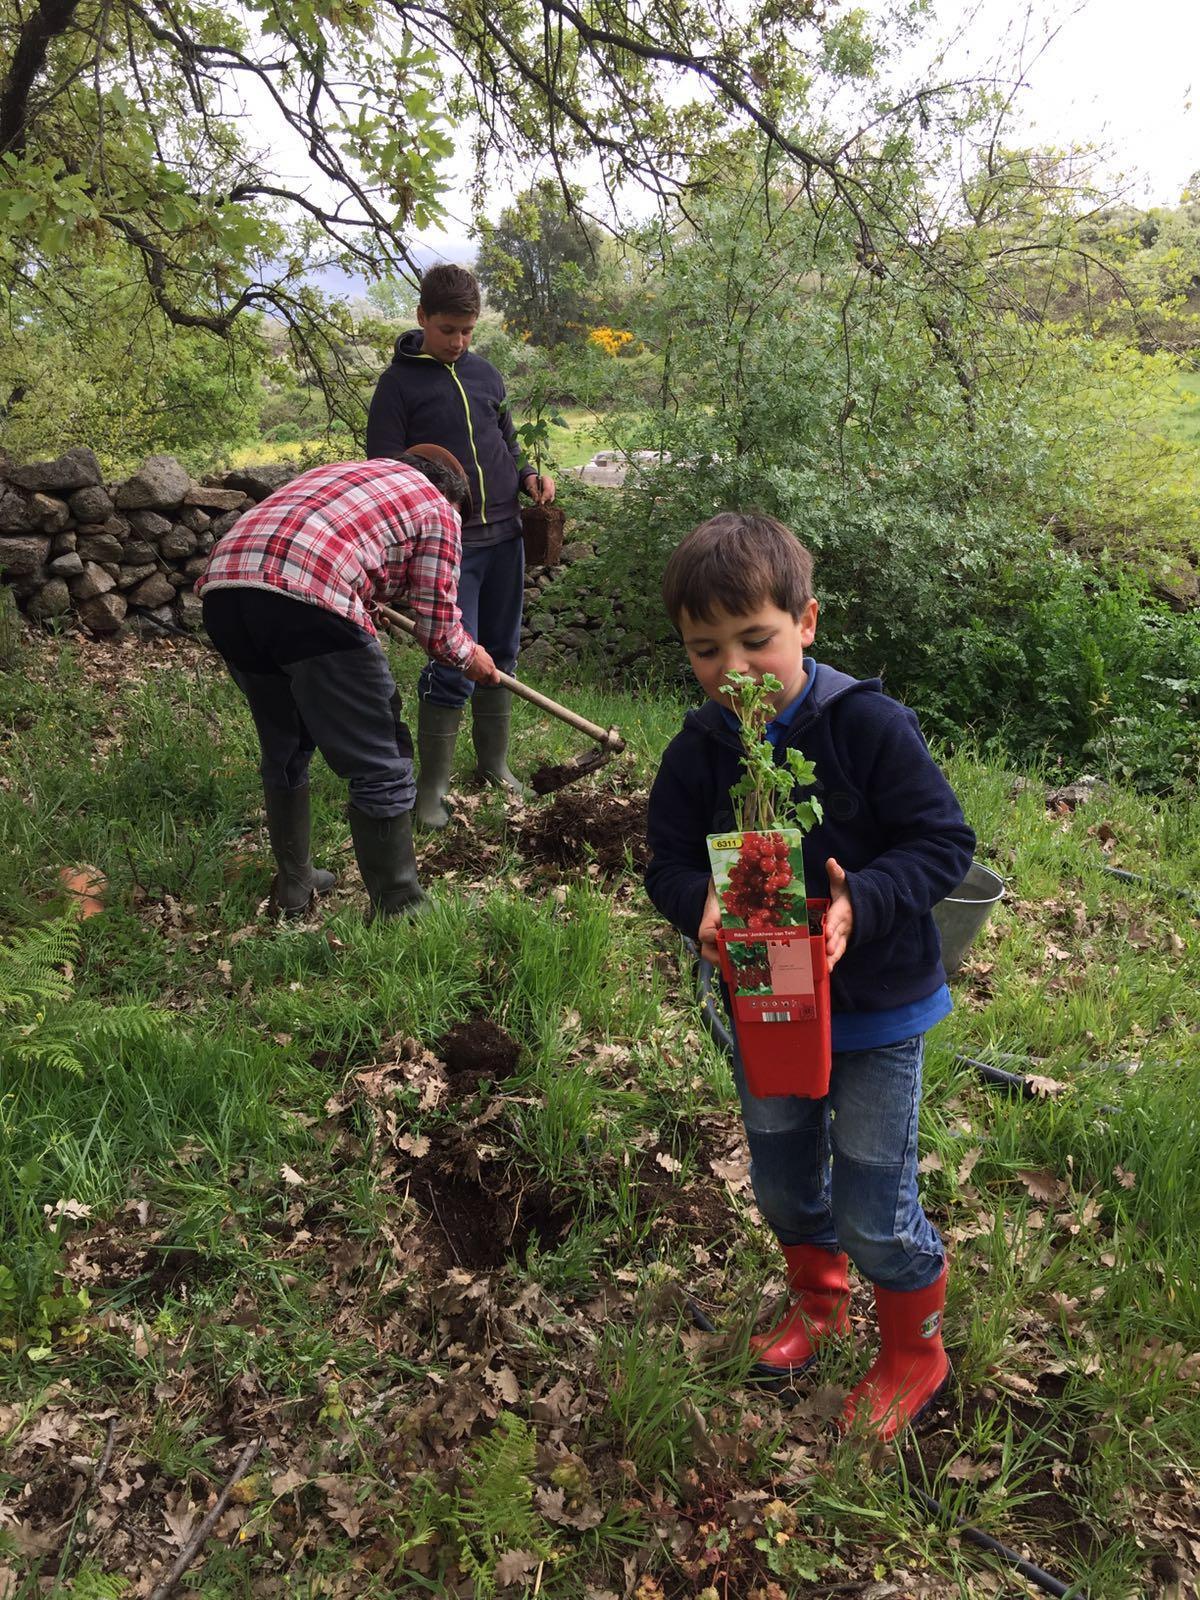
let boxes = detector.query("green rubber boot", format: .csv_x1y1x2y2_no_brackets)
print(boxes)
263,785,337,918
470,685,525,797
347,806,426,921
413,703,463,830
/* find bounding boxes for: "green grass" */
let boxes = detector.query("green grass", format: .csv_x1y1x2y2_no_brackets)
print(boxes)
224,408,611,473
1145,369,1200,449
1,631,1198,1597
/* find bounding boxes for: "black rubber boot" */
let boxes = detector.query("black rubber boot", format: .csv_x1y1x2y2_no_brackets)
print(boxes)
414,703,463,830
470,685,525,797
348,805,426,920
263,785,337,918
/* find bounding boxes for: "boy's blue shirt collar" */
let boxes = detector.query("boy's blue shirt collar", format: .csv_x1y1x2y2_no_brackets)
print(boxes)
718,662,819,744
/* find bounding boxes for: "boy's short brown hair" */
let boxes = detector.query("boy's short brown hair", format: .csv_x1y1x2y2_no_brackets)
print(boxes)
419,263,481,318
661,511,815,626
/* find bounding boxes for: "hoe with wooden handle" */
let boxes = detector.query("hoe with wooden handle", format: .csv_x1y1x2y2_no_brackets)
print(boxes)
375,603,626,795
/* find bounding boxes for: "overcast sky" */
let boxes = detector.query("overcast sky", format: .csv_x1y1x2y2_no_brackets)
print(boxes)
920,0,1197,206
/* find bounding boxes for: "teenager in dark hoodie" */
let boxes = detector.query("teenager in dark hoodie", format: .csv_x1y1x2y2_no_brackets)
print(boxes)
366,263,555,828
645,511,975,1441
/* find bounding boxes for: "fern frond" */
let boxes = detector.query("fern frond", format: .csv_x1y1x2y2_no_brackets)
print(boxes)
0,917,166,1077
451,1413,547,1597
0,917,78,1019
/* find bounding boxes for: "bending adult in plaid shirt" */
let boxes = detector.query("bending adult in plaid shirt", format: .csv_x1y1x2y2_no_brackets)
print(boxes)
195,451,499,919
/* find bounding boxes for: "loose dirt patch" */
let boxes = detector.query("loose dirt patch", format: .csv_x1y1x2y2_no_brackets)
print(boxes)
435,1016,521,1100
517,788,648,876
411,1126,574,1270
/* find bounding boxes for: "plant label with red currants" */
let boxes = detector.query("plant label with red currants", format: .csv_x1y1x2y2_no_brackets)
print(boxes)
706,828,810,931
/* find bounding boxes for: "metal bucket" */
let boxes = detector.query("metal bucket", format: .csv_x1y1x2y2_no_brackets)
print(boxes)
933,862,1005,976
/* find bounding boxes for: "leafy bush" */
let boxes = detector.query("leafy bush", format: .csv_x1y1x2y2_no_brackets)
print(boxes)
554,174,1200,792
902,563,1200,792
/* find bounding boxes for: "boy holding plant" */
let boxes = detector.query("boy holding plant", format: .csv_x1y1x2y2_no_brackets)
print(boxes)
644,511,975,1440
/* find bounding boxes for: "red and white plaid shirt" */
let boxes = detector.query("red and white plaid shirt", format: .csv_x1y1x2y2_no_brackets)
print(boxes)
194,459,475,669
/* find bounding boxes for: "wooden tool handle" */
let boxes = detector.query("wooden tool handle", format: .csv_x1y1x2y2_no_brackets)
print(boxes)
376,604,624,751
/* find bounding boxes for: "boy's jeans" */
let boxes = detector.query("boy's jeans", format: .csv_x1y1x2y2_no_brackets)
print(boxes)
419,532,525,708
731,1034,944,1293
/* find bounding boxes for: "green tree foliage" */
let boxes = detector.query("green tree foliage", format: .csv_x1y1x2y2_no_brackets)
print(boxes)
476,180,602,345
570,132,1200,789
1,261,263,470
0,0,979,449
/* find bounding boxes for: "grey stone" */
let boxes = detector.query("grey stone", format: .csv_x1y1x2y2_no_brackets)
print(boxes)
127,510,173,541
118,563,158,588
166,570,188,588
77,591,127,633
68,486,115,522
178,506,211,533
209,510,242,540
560,541,595,565
114,455,191,510
122,539,156,564
559,627,594,653
77,533,125,563
1151,564,1200,612
520,637,561,673
222,463,296,501
127,610,174,639
51,531,77,556
8,447,102,495
0,534,51,577
127,571,177,608
27,578,72,620
0,489,34,534
159,525,197,560
30,494,70,533
177,591,205,630
183,485,248,512
195,530,215,554
70,562,116,600
183,555,209,579
100,561,121,580
48,552,85,578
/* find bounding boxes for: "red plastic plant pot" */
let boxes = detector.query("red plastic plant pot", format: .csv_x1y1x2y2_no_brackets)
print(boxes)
715,900,832,1098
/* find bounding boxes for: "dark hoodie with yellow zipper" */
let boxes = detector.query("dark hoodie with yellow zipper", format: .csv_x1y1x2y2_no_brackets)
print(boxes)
366,329,535,548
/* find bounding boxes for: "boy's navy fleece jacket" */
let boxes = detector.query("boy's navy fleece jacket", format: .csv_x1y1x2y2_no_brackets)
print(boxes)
645,662,976,1017
366,331,533,545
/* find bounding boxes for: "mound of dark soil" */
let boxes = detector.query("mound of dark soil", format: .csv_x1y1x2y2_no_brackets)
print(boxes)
435,1017,521,1099
411,1127,573,1270
518,788,648,876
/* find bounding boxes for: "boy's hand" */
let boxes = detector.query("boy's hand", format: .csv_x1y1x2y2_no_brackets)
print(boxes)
529,472,556,505
824,857,853,970
464,644,501,685
697,878,722,966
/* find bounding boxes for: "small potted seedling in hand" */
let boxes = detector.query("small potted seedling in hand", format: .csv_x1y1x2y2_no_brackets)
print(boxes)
514,381,567,566
706,670,832,1097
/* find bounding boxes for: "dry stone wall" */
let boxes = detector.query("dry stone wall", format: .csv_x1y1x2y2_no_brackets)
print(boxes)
0,448,298,637
0,448,640,664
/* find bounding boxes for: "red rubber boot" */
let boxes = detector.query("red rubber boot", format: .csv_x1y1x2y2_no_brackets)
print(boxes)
750,1245,851,1379
841,1264,951,1441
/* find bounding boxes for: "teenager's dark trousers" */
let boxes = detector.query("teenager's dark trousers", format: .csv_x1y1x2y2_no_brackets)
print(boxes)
418,532,524,707
202,588,416,816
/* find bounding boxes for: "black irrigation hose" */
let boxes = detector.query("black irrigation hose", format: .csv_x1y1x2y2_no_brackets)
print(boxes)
684,942,1088,1599
1102,864,1200,914
905,1486,1078,1599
